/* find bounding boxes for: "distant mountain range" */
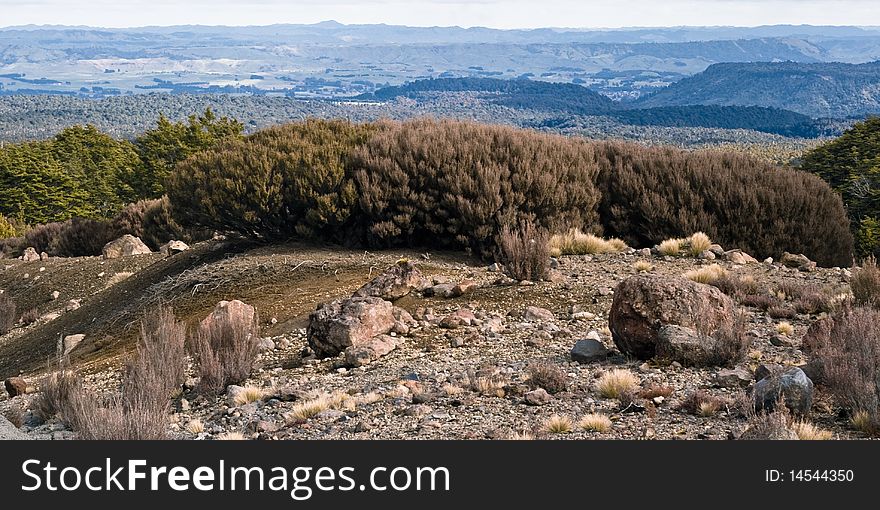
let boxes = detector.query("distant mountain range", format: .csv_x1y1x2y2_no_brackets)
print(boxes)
635,61,880,118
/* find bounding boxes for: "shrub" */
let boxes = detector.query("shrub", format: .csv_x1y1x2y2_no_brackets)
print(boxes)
50,217,116,257
191,309,261,393
768,305,797,319
657,238,682,256
791,421,833,440
19,308,40,326
124,307,187,403
814,306,880,435
0,236,26,258
352,119,602,257
678,390,730,416
34,366,81,425
0,214,19,239
597,142,853,267
542,415,573,434
527,363,568,394
23,222,63,254
500,220,550,281
705,313,751,366
852,256,880,308
596,369,639,399
0,294,15,335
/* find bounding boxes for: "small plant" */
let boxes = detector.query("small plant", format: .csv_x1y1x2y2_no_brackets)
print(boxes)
638,384,674,399
18,308,40,326
542,414,573,434
851,256,880,308
596,369,639,399
791,421,833,440
548,229,628,256
684,264,727,284
776,321,794,336
217,431,246,440
678,390,729,417
191,308,260,394
632,260,654,273
527,363,568,394
506,430,536,440
851,410,875,434
767,305,797,320
657,238,683,257
286,395,332,421
687,232,713,256
185,419,206,434
441,384,465,396
499,220,550,282
577,413,612,432
233,386,266,406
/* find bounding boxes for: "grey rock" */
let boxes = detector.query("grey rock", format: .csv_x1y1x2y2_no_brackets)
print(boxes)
62,334,85,355
21,247,40,262
656,325,719,366
160,240,189,257
308,297,395,358
754,367,814,415
714,367,753,388
524,388,551,406
343,334,399,367
1,415,28,440
570,339,610,363
102,234,152,259
353,260,425,301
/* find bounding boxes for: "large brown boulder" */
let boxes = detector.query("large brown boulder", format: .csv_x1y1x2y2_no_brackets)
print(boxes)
609,275,736,360
353,260,427,301
308,297,396,358
102,234,152,259
4,377,27,397
200,300,257,332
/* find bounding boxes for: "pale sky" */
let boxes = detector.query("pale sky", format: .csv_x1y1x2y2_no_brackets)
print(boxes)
1,0,879,29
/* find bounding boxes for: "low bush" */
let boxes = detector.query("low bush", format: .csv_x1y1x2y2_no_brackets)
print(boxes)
499,220,550,281
0,295,15,335
527,363,568,394
852,256,880,308
23,222,63,254
191,309,260,393
548,229,626,256
50,217,116,257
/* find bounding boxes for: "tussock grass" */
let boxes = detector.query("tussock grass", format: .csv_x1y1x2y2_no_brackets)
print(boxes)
657,238,683,257
217,431,246,440
549,229,628,256
542,415,573,434
684,263,727,284
792,421,833,440
233,385,266,406
185,419,205,434
776,321,794,336
577,413,612,432
687,232,713,256
633,260,654,273
596,369,639,399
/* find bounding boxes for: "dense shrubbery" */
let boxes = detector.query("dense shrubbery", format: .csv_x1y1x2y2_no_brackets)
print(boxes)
800,117,880,258
596,144,853,267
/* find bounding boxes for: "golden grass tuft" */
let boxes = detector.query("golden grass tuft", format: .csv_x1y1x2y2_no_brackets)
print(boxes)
441,384,465,396
596,369,639,399
507,430,536,440
684,263,727,284
549,229,628,256
217,431,246,440
577,413,612,432
233,385,266,406
542,414,573,434
851,410,874,434
286,391,354,421
633,260,654,273
687,232,713,256
698,400,721,417
776,321,794,336
792,421,833,440
658,238,683,257
185,419,205,434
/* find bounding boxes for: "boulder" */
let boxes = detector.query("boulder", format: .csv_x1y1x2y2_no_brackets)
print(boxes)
257,338,275,351
723,249,758,265
40,252,49,261
524,388,551,406
523,306,554,322
656,325,720,366
714,367,753,388
344,334,400,367
780,252,817,272
754,367,814,416
102,234,152,259
4,377,27,397
0,415,28,440
570,339,610,363
160,240,190,257
424,283,458,298
200,300,256,333
439,308,477,329
62,334,85,355
353,260,426,301
308,297,395,358
609,275,736,360
21,247,40,262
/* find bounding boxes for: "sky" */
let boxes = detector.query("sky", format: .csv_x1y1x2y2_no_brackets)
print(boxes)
2,0,879,29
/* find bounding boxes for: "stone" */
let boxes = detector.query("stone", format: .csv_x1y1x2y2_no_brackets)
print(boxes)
50,290,60,300
524,388,551,406
65,299,82,312
62,334,85,355
201,300,256,334
570,339,610,363
655,325,720,366
638,248,652,258
698,250,716,260
723,249,757,264
308,297,395,358
708,244,725,257
40,252,49,261
523,306,554,322
344,334,400,367
5,377,27,397
102,234,152,259
257,338,276,351
439,308,476,329
714,367,753,388
770,335,793,347
353,260,425,301
780,252,817,272
609,275,736,360
487,263,502,272
22,247,40,262
754,367,814,415
452,279,478,296
424,283,457,298
160,240,190,257
754,363,782,382
764,257,774,265
0,415,28,440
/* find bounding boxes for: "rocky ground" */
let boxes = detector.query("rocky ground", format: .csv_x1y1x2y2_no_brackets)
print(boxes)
0,238,864,440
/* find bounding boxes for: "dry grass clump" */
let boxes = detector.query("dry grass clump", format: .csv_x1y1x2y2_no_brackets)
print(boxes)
233,385,266,406
500,220,550,282
577,413,612,432
185,419,205,434
791,421,833,440
0,294,15,335
657,238,683,257
852,256,880,308
285,391,354,421
542,414,573,434
548,229,627,256
638,383,674,400
851,410,874,434
441,384,465,396
527,363,568,394
506,430,536,440
703,312,751,367
684,263,727,284
739,409,795,440
687,232,713,256
191,308,260,394
18,307,40,326
776,321,794,336
216,431,246,440
596,369,639,399
678,390,730,417
768,305,797,319
632,260,654,273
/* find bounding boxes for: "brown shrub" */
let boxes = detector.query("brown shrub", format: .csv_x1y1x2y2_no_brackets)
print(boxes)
696,310,750,367
739,293,777,311
678,390,731,416
191,310,260,394
49,217,116,257
23,222,63,254
0,236,26,258
815,306,880,435
0,294,15,334
18,307,40,326
638,383,674,399
527,362,568,394
793,289,834,315
768,305,797,319
123,306,187,404
34,366,81,425
499,220,550,282
852,256,880,308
